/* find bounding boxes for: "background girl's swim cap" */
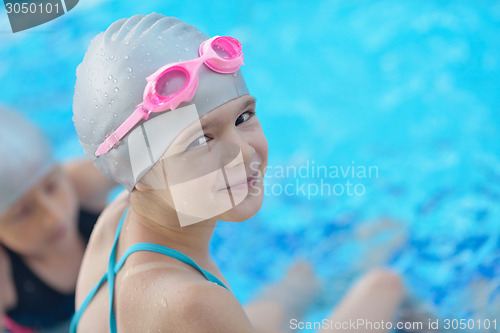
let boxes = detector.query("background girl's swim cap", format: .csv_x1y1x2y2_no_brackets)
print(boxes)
73,13,249,190
0,107,55,216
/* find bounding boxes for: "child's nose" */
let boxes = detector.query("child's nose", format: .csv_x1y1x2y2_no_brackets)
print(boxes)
35,192,64,230
221,130,255,166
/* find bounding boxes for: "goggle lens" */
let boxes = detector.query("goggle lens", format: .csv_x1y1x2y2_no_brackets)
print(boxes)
211,37,241,60
156,68,188,97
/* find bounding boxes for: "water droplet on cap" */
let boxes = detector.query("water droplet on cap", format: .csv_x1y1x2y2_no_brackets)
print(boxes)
114,87,119,92
125,40,130,46
127,67,133,73
108,75,113,80
113,79,117,83
104,93,109,97
184,48,189,52
124,55,129,60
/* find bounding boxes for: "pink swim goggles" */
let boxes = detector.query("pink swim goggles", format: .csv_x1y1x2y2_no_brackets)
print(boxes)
95,35,244,156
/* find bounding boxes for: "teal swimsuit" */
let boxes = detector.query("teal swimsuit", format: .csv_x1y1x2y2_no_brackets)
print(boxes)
70,210,229,333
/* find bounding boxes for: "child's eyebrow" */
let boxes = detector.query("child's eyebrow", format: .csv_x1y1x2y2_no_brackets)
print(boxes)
236,98,256,114
200,97,257,131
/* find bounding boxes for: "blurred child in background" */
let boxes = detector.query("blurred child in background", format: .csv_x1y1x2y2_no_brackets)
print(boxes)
0,107,116,332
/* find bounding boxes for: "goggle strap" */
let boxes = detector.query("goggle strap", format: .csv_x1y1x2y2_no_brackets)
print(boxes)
95,106,149,156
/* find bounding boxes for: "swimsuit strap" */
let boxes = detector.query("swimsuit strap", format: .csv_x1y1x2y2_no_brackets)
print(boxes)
70,209,229,333
70,209,128,333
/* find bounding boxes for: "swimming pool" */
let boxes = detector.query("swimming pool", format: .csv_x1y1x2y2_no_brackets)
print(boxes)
1,0,499,330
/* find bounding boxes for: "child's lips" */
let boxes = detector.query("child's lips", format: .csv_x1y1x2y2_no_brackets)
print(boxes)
219,171,259,192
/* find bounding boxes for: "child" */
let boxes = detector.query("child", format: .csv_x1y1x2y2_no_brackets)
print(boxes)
0,107,116,332
71,13,404,332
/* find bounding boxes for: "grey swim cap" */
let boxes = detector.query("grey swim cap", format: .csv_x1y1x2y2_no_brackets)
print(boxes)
73,13,249,190
0,108,55,216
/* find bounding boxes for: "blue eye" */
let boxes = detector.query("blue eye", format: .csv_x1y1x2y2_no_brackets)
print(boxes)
187,135,210,149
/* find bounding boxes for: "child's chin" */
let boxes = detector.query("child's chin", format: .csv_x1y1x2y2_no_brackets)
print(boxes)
218,192,264,222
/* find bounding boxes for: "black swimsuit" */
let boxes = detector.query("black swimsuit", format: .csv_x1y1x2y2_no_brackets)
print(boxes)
5,210,99,330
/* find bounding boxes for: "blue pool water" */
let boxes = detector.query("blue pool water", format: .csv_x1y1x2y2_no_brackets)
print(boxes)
1,0,500,330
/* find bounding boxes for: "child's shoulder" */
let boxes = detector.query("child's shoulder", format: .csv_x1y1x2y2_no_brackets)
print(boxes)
116,268,253,332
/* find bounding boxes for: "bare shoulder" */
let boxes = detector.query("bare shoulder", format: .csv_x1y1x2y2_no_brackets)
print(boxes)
116,266,255,333
172,281,255,332
170,282,254,332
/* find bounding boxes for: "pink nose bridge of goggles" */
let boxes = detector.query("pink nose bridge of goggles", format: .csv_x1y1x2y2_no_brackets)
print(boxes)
95,35,244,157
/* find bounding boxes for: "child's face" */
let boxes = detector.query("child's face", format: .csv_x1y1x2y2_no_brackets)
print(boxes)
0,166,79,255
139,94,268,225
